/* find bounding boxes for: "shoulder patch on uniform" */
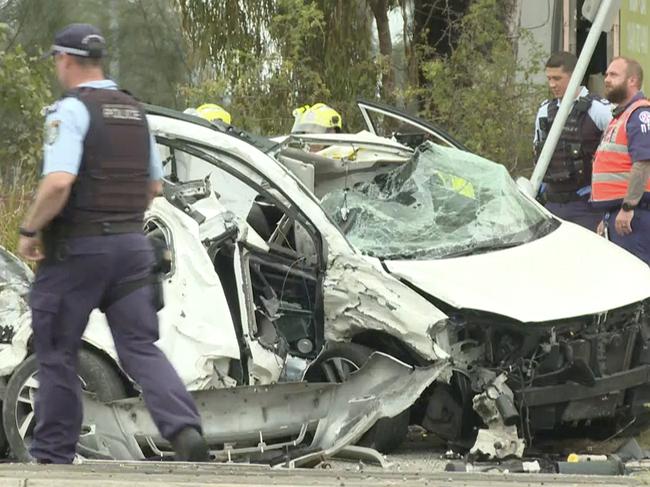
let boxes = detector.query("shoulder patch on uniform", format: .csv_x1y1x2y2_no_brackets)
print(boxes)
44,119,61,145
635,109,650,135
639,111,650,124
40,101,59,117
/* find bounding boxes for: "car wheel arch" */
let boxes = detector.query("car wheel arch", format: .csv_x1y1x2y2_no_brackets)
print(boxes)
22,337,134,397
350,330,429,367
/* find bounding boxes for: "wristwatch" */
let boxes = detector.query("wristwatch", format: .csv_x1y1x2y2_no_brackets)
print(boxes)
18,227,37,238
621,202,637,212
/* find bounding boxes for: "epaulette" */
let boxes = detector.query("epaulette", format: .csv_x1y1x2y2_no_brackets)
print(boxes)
40,101,59,117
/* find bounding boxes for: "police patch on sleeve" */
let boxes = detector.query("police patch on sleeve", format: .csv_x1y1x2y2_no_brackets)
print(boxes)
638,110,650,134
44,119,61,145
40,101,59,117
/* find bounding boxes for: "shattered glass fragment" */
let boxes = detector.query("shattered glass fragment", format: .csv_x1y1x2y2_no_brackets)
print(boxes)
322,142,555,260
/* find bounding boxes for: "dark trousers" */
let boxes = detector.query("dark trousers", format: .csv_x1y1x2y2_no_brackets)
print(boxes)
545,200,602,232
604,208,650,266
28,233,201,464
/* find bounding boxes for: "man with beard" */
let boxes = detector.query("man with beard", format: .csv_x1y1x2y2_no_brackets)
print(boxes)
592,57,650,265
534,51,611,231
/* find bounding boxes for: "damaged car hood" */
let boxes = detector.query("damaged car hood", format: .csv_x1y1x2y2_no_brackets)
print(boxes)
321,142,650,323
384,221,650,323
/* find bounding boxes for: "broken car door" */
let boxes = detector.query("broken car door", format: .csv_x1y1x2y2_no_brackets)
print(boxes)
356,99,467,151
157,138,326,385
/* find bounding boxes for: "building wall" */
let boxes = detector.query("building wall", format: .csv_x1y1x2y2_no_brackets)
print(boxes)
620,0,650,91
518,0,558,85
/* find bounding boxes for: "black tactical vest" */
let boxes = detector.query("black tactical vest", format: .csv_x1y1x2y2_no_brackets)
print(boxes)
535,94,604,194
57,88,151,225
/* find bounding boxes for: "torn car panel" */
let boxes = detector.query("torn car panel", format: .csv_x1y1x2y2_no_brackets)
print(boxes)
79,353,449,462
324,254,449,362
0,248,32,374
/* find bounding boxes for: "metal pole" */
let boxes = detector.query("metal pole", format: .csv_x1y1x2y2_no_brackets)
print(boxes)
109,0,120,82
530,0,618,194
563,0,570,51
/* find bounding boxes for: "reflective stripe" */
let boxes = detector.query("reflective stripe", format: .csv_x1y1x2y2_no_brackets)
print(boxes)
593,153,633,173
51,44,90,57
598,142,629,153
591,180,629,201
592,172,631,182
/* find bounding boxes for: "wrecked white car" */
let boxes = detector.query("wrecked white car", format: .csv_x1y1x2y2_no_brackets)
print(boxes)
2,100,650,462
269,100,650,457
0,105,454,462
151,101,650,457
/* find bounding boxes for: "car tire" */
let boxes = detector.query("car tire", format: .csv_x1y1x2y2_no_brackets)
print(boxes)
304,342,409,453
2,350,127,462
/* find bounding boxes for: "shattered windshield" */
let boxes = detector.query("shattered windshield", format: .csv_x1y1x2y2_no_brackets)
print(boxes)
321,142,555,260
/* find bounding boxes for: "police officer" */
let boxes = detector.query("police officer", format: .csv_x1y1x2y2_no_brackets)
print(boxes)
534,51,612,231
17,23,208,464
593,56,650,265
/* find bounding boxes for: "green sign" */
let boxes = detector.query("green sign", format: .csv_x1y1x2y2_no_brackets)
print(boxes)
621,0,650,91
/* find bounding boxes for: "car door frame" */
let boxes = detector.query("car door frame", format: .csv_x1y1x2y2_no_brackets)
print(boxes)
356,99,468,150
154,134,328,383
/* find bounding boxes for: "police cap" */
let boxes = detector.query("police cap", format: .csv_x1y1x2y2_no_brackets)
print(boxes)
47,23,106,59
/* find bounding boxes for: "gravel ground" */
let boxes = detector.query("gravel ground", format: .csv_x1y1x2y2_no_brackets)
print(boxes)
326,423,650,475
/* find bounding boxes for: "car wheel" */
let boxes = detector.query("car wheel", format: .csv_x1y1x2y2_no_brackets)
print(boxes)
304,342,409,453
2,350,127,462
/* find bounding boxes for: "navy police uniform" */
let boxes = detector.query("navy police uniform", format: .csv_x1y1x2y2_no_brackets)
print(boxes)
600,91,650,264
29,25,203,464
534,87,612,231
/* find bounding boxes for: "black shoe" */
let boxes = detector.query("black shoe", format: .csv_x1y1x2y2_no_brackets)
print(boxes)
171,427,210,462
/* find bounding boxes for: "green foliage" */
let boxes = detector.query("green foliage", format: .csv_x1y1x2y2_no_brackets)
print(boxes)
412,0,545,174
177,0,380,133
0,186,30,253
0,24,51,187
0,0,190,107
179,0,544,173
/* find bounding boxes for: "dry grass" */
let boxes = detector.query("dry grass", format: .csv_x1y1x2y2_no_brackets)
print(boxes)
0,186,32,256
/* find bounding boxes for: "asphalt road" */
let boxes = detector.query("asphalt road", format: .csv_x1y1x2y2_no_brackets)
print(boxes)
0,461,645,487
2,427,649,486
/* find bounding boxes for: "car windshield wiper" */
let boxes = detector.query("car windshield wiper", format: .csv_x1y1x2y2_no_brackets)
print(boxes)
364,217,559,261
528,217,560,237
438,218,559,259
373,235,530,261
439,241,524,259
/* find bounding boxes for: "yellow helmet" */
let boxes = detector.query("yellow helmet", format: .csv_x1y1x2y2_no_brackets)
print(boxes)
291,103,342,134
196,103,232,125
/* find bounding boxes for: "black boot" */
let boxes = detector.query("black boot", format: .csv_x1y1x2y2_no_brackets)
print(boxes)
171,427,210,462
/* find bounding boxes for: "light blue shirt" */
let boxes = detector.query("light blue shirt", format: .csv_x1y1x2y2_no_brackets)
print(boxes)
533,86,612,145
42,79,163,179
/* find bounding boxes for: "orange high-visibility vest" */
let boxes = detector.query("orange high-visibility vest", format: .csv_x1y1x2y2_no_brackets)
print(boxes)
591,98,650,203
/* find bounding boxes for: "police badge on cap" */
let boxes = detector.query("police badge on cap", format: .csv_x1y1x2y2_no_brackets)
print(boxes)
46,23,106,59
